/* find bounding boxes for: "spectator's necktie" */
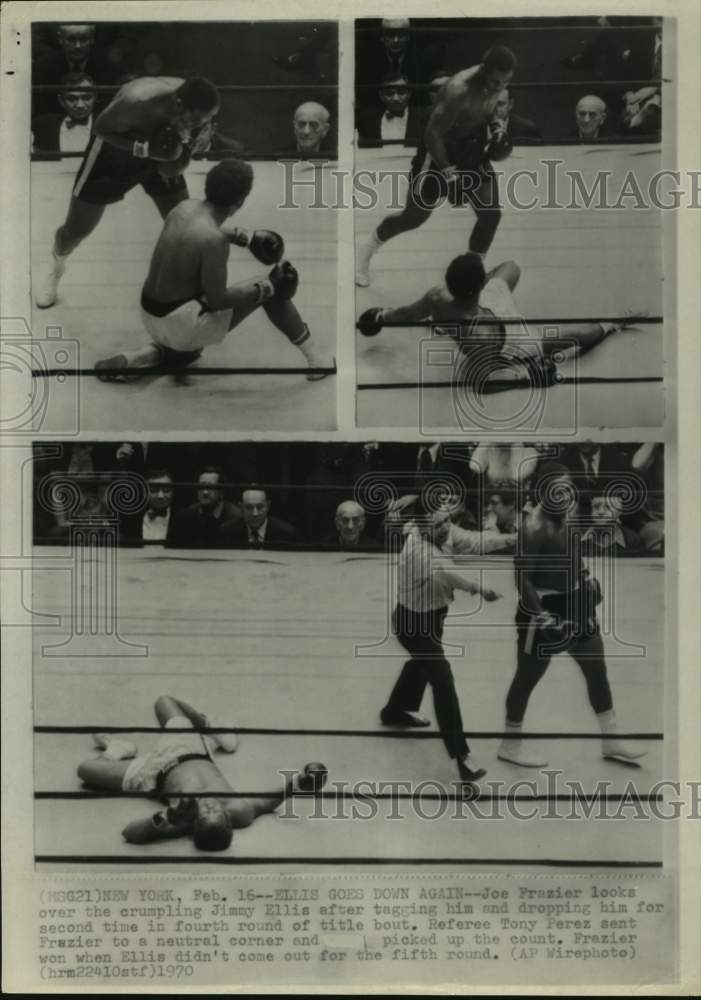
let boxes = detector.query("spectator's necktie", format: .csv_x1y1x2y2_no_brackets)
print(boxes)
147,510,167,520
250,530,262,548
418,448,434,474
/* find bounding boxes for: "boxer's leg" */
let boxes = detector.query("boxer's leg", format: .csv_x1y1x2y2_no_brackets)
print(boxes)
262,298,334,381
465,167,501,256
36,198,106,308
356,183,435,287
498,642,552,768
77,757,133,791
156,694,238,753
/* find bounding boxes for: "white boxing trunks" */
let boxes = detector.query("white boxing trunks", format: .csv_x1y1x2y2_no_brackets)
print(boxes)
141,300,233,352
122,716,212,793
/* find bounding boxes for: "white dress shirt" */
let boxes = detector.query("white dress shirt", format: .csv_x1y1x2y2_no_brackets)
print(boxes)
397,531,480,611
381,109,408,142
60,115,92,153
142,508,171,542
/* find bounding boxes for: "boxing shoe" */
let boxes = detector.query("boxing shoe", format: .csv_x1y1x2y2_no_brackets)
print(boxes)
93,734,138,760
380,709,431,728
302,344,335,381
602,739,647,767
95,355,143,383
458,753,487,782
35,256,66,309
356,232,382,287
497,739,549,769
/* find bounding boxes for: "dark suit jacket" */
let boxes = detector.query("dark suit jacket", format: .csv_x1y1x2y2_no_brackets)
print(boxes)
355,105,421,147
222,516,297,550
32,46,118,116
168,500,241,549
506,112,542,142
320,531,380,552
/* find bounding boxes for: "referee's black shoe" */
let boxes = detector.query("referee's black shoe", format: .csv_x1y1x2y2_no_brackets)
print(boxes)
458,756,487,782
380,710,431,728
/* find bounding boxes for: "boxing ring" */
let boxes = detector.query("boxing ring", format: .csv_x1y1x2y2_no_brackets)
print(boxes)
30,158,338,431
33,547,665,871
355,143,665,431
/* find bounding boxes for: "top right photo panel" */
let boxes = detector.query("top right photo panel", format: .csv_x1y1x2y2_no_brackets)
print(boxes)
354,16,668,434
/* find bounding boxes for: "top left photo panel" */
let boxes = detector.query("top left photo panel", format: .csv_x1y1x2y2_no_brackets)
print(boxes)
29,20,339,432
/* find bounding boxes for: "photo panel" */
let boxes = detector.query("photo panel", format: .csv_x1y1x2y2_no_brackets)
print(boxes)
354,17,666,434
29,20,339,432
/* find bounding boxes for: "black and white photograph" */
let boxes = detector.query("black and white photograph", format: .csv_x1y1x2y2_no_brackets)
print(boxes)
1,2,698,995
33,439,664,865
29,20,339,431
354,17,666,431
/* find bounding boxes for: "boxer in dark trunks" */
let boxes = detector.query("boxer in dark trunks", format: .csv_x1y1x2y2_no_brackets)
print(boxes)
496,463,646,769
356,46,516,287
77,694,327,851
35,75,220,308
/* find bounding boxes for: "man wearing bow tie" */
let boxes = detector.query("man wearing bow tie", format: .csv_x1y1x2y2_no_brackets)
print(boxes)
32,73,96,157
141,469,175,543
356,73,418,147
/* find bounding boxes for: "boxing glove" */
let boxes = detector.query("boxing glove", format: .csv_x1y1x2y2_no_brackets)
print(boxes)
147,124,183,162
358,307,385,337
249,230,285,265
269,261,299,300
484,123,513,163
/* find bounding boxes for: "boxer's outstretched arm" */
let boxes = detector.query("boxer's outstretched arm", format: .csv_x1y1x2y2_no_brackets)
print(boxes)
384,290,436,325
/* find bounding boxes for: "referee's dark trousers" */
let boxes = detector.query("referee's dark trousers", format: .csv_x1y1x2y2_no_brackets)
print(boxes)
383,603,469,760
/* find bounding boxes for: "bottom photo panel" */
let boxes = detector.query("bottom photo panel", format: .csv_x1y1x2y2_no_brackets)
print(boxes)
31,438,667,875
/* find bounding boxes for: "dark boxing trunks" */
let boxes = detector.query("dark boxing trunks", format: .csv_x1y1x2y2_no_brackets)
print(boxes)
517,587,601,658
155,751,212,794
73,135,188,205
409,124,492,208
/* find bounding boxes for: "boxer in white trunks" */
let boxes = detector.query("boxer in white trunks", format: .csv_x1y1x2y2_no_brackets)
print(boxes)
77,694,327,851
95,158,333,382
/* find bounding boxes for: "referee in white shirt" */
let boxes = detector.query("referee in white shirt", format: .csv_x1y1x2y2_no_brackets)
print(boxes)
380,496,502,785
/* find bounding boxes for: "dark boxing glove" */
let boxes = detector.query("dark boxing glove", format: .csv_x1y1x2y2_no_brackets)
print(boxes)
249,230,285,265
269,261,299,300
484,123,513,163
358,307,385,337
146,123,183,162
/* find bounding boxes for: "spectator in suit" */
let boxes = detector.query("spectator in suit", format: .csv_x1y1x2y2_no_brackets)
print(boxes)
32,72,96,157
563,442,620,497
483,484,522,535
139,469,176,544
168,467,240,548
583,494,643,555
380,18,412,76
293,102,331,155
492,87,541,142
32,24,116,117
573,94,609,141
224,487,297,549
356,73,417,147
324,500,378,551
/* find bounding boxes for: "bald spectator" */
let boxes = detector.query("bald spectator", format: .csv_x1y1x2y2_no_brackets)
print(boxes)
223,487,297,549
32,73,96,157
293,102,331,155
324,501,377,551
573,95,608,141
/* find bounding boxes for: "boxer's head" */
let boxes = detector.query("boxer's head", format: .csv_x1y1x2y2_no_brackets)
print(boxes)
175,77,220,131
486,486,519,532
204,159,254,214
380,73,411,117
445,253,486,303
58,73,96,123
193,798,233,851
481,46,517,95
576,95,607,139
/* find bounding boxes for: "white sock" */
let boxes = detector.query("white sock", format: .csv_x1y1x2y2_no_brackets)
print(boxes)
597,709,617,735
294,326,315,357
